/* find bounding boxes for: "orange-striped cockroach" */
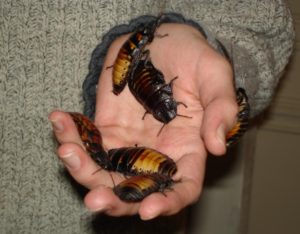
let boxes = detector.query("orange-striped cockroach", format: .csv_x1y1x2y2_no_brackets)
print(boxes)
108,15,167,95
68,112,113,170
108,146,177,177
68,112,177,177
129,57,191,135
226,88,250,147
113,173,174,202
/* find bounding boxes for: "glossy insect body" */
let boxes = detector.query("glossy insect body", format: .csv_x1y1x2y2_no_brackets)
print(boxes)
226,88,250,147
67,112,178,202
113,174,173,202
108,146,177,177
110,16,165,95
129,59,182,124
68,112,177,176
68,112,112,170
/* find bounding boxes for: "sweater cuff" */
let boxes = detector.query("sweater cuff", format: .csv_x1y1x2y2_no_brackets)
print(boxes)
82,13,228,119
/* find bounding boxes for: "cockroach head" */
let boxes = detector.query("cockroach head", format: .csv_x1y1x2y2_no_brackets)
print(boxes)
154,99,177,123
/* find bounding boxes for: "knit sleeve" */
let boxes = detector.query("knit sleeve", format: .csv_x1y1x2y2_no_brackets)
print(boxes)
163,0,295,116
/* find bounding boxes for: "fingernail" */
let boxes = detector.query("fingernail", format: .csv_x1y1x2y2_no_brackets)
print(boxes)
50,119,64,132
140,210,159,221
61,151,81,170
141,213,158,221
217,124,226,146
90,205,111,213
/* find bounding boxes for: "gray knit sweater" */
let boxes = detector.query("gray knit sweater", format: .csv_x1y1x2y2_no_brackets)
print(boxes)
0,1,294,233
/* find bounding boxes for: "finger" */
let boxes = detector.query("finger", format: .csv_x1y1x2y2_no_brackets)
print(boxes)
138,177,201,220
195,49,237,155
84,186,140,216
48,110,83,147
50,111,114,189
57,142,113,190
201,97,238,155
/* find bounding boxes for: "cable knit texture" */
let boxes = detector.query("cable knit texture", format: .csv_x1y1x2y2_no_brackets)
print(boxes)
0,0,294,233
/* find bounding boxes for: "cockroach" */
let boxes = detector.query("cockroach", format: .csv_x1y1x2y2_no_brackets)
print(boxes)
113,173,174,202
129,57,191,135
68,112,113,170
68,112,178,202
108,146,177,177
68,112,177,177
108,15,167,95
226,88,250,147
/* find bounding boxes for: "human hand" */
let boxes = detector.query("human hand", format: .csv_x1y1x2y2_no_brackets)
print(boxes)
49,23,238,220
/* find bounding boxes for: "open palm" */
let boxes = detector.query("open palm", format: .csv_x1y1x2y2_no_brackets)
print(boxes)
50,23,237,220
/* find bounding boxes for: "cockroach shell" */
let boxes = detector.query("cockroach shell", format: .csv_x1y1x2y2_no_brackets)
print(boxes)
129,59,179,124
68,112,103,149
225,88,250,147
113,174,173,202
68,112,112,170
108,147,177,177
111,16,164,95
111,48,132,95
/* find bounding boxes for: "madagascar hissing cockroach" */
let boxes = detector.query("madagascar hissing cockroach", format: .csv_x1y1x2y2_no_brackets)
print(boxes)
108,15,167,95
68,112,113,170
67,112,178,202
128,57,191,135
68,112,177,177
108,146,177,177
113,173,174,202
226,88,250,147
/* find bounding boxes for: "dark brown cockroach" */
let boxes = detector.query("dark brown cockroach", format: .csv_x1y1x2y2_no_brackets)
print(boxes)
226,88,250,147
68,112,178,202
113,173,174,202
129,58,191,135
68,112,113,170
108,146,177,177
68,112,177,177
108,15,167,95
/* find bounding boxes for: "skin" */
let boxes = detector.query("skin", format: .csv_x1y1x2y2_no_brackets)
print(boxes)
49,23,237,220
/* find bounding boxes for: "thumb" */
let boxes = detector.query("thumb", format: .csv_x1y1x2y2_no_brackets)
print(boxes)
201,96,238,156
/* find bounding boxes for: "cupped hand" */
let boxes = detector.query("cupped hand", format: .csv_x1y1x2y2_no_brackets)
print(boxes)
49,23,237,220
